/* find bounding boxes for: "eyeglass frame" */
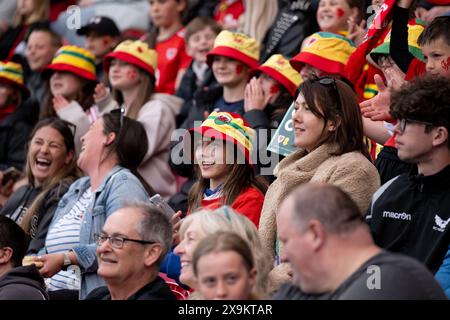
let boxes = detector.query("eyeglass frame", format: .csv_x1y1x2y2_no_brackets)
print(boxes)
398,118,435,133
95,233,157,249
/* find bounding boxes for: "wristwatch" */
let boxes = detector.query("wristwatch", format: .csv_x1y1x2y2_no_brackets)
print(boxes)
62,252,71,268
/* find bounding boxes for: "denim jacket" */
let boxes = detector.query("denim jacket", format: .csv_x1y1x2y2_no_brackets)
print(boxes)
40,166,149,299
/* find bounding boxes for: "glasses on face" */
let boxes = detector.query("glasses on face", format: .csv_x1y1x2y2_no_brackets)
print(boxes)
398,118,434,133
95,233,156,249
110,107,125,130
316,77,342,111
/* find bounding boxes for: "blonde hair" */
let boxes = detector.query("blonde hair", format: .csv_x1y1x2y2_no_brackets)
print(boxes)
12,0,49,27
238,0,278,43
179,206,271,298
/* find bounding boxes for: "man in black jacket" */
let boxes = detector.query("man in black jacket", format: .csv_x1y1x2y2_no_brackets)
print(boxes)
86,202,176,300
0,215,48,300
366,76,450,275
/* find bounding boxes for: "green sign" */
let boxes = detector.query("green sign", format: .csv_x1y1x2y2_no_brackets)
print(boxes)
267,102,296,157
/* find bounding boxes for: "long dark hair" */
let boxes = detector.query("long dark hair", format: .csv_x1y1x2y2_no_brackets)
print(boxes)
298,76,371,160
21,118,81,234
102,111,155,196
188,141,268,212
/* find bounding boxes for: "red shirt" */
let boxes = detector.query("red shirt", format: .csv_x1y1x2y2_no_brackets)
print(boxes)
405,58,427,81
155,29,192,94
200,186,264,228
214,0,245,29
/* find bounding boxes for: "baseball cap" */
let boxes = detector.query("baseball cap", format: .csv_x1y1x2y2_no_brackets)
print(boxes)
77,16,120,37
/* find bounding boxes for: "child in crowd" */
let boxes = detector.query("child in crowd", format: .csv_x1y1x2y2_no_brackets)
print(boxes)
76,16,122,81
214,0,245,31
96,40,183,198
39,45,97,153
176,17,221,127
192,231,259,300
147,0,192,94
0,61,35,174
188,111,267,227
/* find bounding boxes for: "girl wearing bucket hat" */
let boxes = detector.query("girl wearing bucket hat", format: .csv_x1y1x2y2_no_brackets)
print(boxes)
95,40,183,199
188,111,267,227
0,61,35,176
40,45,98,153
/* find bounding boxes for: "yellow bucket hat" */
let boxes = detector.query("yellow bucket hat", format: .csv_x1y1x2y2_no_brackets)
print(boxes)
0,61,29,97
249,54,302,96
104,40,157,77
190,111,255,166
44,45,97,81
206,30,260,69
290,32,356,77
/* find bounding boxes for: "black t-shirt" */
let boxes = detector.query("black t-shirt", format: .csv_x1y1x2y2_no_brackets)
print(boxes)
85,276,176,300
273,251,447,300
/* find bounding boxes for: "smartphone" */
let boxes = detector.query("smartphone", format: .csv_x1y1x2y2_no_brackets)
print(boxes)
149,194,177,218
1,167,22,186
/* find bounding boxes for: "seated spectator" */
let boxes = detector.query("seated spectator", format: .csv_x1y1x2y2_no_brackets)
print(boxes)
97,40,183,198
24,24,62,104
0,61,36,180
40,45,98,154
213,0,244,31
0,216,48,300
0,118,80,255
290,32,356,81
175,17,221,127
259,76,380,291
192,231,258,300
32,111,152,300
366,76,450,292
188,112,267,226
147,0,192,94
0,0,50,61
76,16,122,81
173,206,271,299
274,183,447,300
86,202,176,300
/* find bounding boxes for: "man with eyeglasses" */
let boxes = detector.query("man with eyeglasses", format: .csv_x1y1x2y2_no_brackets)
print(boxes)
366,76,450,297
85,202,176,300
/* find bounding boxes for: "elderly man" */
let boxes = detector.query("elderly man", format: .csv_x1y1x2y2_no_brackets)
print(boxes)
86,202,176,300
274,183,446,300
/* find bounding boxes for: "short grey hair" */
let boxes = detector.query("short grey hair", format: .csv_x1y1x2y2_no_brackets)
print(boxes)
123,201,173,266
288,183,363,234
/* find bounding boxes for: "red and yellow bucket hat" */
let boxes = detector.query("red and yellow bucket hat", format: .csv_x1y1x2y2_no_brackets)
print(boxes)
104,40,157,77
0,61,29,97
249,54,302,96
190,111,255,165
206,30,260,69
43,45,97,81
290,32,356,77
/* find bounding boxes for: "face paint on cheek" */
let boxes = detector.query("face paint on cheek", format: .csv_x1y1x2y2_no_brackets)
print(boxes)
235,64,244,75
103,39,109,46
126,70,138,81
336,8,345,18
441,57,450,71
270,84,280,95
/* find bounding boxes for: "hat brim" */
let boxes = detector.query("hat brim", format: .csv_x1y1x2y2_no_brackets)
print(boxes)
0,77,29,99
189,126,253,166
104,51,155,78
290,52,346,76
42,63,97,81
249,66,297,97
206,46,259,69
76,25,120,37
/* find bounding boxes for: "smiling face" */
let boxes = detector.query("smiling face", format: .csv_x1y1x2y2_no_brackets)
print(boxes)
26,31,58,72
174,219,203,288
96,208,150,285
49,71,83,99
108,59,142,90
212,56,249,88
85,33,116,60
292,94,330,151
28,125,73,186
195,138,228,189
187,26,217,63
317,0,353,33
